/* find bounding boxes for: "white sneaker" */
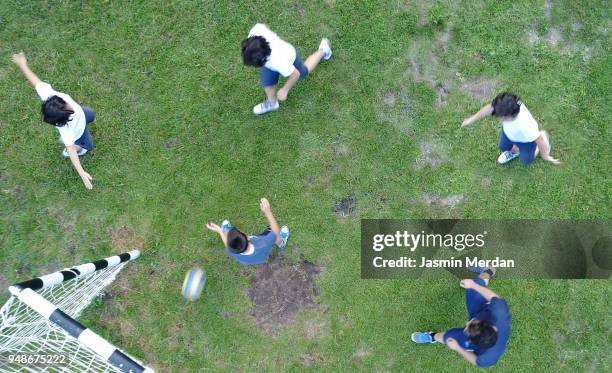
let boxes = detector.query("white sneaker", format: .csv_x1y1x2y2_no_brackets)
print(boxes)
62,147,88,158
497,150,520,164
319,38,332,61
253,100,279,115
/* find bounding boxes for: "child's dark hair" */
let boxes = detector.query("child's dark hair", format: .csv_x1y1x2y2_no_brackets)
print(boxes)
42,96,73,126
467,320,498,348
227,228,249,254
491,92,521,118
241,36,271,67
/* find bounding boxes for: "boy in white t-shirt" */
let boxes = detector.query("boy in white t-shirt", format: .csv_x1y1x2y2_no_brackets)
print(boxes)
462,92,560,165
241,23,332,115
12,52,95,189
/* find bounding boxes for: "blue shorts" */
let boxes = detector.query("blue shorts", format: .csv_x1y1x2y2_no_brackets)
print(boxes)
443,277,489,350
259,54,308,87
499,129,537,165
75,107,95,151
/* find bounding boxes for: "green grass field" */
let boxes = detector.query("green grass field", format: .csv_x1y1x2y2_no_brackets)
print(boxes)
1,0,610,371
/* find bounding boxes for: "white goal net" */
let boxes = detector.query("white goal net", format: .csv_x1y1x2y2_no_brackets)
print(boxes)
0,251,153,373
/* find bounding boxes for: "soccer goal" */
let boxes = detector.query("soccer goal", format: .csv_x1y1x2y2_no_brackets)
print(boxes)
0,250,154,372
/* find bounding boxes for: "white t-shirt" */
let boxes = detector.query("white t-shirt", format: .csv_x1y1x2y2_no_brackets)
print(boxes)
501,104,540,143
35,82,85,146
248,23,297,77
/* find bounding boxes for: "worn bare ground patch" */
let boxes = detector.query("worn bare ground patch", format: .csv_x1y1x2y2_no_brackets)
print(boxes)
1,185,24,202
435,23,453,53
331,136,350,156
36,262,60,277
415,137,448,169
46,206,76,233
354,343,372,362
0,274,10,296
421,193,464,209
404,51,454,107
481,176,492,188
108,224,147,251
525,0,599,58
301,351,331,367
164,138,178,149
100,265,135,315
379,88,415,134
247,255,323,335
291,311,331,340
333,195,357,217
462,78,498,101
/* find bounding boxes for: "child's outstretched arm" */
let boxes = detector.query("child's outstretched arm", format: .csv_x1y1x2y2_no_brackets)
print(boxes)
66,146,94,189
462,103,494,127
12,52,42,87
535,134,560,165
277,70,301,101
259,198,283,246
206,222,228,247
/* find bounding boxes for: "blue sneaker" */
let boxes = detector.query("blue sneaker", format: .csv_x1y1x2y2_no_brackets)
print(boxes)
278,226,290,250
411,332,436,344
468,266,496,278
221,219,232,233
468,265,486,273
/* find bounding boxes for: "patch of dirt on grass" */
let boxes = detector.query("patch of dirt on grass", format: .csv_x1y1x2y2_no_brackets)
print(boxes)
333,195,357,217
354,343,371,362
380,89,413,117
405,56,436,85
331,137,350,156
100,268,132,314
435,24,453,53
544,0,553,20
304,175,316,188
47,206,75,233
378,89,416,135
301,352,328,367
247,256,323,334
435,83,449,107
297,315,330,340
1,185,24,201
108,225,146,251
16,263,31,275
383,92,396,107
462,78,498,100
421,193,464,209
294,3,306,17
164,138,178,149
481,176,492,188
0,274,10,295
415,137,447,169
526,26,565,48
405,54,453,107
545,27,563,47
37,262,59,277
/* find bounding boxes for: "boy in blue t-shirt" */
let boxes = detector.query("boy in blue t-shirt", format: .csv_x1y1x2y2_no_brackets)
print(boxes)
206,198,290,265
411,267,511,368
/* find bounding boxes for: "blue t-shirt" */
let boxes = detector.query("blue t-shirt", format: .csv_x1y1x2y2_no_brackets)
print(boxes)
225,230,277,265
473,297,512,368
